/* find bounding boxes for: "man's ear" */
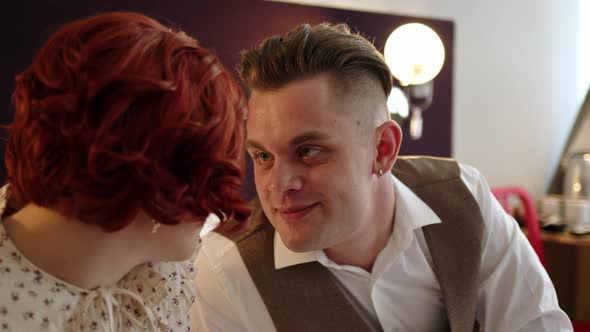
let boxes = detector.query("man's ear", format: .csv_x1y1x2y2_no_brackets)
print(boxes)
373,120,402,175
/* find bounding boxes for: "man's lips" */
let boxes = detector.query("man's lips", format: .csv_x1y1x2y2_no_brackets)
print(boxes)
276,203,319,222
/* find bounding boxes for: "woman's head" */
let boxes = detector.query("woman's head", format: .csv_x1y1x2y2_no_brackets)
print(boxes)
5,12,249,232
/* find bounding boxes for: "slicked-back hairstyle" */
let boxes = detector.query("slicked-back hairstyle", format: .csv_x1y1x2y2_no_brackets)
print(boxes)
239,23,393,101
5,12,250,232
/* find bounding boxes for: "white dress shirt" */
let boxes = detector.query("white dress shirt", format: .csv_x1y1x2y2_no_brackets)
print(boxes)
191,164,572,332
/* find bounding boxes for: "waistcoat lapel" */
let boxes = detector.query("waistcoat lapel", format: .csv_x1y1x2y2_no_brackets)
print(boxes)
393,157,484,332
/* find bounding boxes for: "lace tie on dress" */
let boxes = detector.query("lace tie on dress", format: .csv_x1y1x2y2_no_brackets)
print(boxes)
76,287,158,331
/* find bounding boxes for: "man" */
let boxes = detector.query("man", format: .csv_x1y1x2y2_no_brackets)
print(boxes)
191,23,572,331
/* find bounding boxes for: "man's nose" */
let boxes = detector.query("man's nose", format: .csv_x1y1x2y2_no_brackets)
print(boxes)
267,161,303,194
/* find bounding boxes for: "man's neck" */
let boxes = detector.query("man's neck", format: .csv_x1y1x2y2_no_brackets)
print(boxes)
3,204,152,289
323,177,396,272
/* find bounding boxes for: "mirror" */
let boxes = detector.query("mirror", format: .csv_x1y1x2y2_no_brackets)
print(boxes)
547,86,590,194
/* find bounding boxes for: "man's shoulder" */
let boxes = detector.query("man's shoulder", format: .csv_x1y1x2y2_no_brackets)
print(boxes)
393,156,460,188
396,155,456,166
394,156,485,188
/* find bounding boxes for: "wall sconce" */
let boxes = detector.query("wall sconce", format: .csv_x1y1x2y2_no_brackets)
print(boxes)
384,23,445,140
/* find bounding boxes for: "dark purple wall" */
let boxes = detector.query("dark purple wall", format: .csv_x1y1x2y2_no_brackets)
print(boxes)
0,0,454,197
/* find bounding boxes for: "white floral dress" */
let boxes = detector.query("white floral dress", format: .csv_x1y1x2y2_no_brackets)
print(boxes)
0,186,198,331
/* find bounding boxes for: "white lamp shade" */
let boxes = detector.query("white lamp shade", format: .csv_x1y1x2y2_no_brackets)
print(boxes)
384,23,445,86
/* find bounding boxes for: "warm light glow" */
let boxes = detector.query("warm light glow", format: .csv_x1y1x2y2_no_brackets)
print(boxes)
384,23,445,86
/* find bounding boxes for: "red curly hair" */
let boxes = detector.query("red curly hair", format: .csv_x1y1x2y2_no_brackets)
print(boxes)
5,12,250,232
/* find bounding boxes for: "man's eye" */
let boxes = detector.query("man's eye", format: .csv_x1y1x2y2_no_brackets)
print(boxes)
255,152,272,162
298,147,321,159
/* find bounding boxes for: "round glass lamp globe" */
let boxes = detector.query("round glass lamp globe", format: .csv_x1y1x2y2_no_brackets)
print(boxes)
384,23,445,86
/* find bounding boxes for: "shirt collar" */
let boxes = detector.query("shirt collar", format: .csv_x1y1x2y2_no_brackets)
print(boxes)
274,233,316,269
274,173,442,270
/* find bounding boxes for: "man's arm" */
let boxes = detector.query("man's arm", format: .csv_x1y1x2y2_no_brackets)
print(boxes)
459,164,573,331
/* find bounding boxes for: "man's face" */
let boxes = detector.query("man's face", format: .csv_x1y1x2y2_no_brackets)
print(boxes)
246,74,378,252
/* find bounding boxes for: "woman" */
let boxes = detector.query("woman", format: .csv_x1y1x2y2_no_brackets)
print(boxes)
0,11,249,331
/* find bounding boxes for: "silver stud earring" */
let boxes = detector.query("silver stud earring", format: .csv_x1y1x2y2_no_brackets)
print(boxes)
377,169,384,178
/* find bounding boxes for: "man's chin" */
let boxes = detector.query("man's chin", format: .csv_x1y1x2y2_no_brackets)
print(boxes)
286,244,312,253
279,233,317,253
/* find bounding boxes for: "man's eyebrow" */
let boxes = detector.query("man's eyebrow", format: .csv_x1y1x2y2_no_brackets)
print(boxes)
245,131,330,151
245,140,264,150
289,131,330,146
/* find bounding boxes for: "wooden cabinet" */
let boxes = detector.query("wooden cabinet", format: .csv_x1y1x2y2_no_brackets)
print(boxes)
542,231,590,321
